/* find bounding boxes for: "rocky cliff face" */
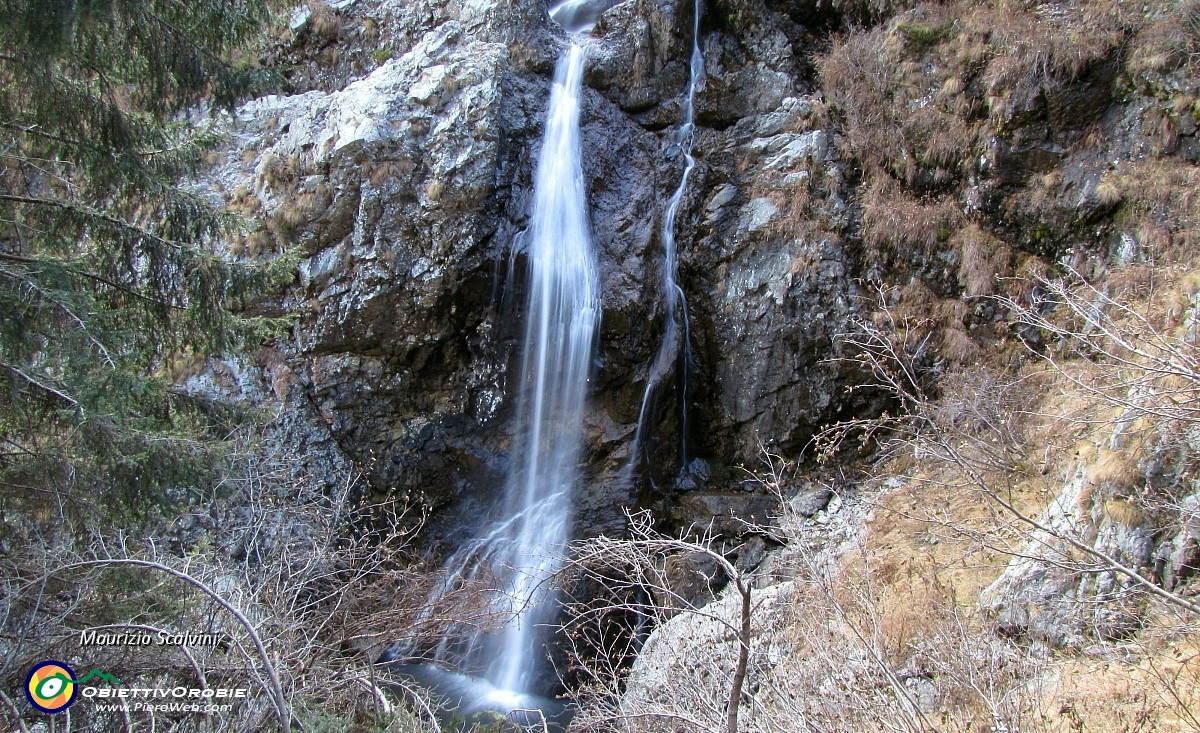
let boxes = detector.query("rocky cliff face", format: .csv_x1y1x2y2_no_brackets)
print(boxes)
197,0,870,544
198,0,1200,581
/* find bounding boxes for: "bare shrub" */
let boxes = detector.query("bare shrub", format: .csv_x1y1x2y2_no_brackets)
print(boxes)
562,511,755,733
0,443,435,732
808,263,1200,728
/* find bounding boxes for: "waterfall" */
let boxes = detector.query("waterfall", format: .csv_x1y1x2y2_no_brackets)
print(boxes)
548,0,621,33
629,0,704,483
411,42,598,696
489,41,598,692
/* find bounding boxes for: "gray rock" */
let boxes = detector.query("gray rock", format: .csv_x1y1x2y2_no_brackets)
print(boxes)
788,486,833,517
981,468,1155,647
208,0,857,549
669,491,778,537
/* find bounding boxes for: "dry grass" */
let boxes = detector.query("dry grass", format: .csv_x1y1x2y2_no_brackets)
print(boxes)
1094,175,1124,208
265,153,305,192
1088,446,1143,495
1128,1,1200,77
1103,498,1145,527
820,0,1132,184
819,8,979,188
939,325,981,364
796,3,1200,723
423,179,444,203
804,344,1200,729
307,0,340,43
954,224,1012,298
1116,161,1200,264
367,160,411,187
227,184,261,215
229,228,273,259
1144,106,1182,157
818,0,1165,283
860,175,959,256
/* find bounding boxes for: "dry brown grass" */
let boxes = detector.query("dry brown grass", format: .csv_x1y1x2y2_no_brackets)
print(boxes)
227,184,261,216
939,325,981,364
809,347,1200,729
260,152,303,192
307,0,340,43
953,224,1012,298
1144,106,1182,157
1094,175,1124,208
1116,161,1200,263
1041,652,1200,733
818,0,1158,288
229,228,273,259
1128,1,1200,77
819,8,980,187
860,175,960,256
366,160,410,187
258,183,331,250
820,0,1136,188
1088,446,1143,494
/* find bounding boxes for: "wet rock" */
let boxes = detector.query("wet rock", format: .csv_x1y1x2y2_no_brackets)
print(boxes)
586,0,692,125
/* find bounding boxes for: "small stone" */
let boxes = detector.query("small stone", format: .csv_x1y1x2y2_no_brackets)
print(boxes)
706,184,737,212
790,487,833,517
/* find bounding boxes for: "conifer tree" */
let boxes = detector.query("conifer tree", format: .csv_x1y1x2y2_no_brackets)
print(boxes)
0,1,284,517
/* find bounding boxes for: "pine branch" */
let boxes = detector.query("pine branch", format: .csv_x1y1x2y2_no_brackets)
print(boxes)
0,362,83,416
0,194,187,252
0,255,185,310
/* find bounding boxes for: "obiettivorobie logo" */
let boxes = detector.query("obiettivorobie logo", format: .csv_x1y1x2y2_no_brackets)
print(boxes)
25,661,249,716
26,661,120,714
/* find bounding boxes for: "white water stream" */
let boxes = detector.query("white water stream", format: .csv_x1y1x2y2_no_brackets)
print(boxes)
403,0,705,704
487,41,598,692
414,38,598,696
629,0,705,481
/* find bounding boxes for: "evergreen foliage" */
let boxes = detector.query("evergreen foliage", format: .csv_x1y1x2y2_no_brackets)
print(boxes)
0,0,287,518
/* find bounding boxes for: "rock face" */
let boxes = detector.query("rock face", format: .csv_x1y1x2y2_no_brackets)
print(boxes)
201,0,867,545
207,0,1200,582
980,467,1157,648
189,0,1200,725
204,0,661,533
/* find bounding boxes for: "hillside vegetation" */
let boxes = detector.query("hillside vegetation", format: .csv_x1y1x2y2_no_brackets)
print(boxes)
593,1,1200,731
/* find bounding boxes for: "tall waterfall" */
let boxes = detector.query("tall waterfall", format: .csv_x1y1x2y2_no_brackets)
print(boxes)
630,0,704,481
414,42,598,696
489,41,598,691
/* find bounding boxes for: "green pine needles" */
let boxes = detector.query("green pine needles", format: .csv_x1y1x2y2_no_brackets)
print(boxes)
0,0,289,519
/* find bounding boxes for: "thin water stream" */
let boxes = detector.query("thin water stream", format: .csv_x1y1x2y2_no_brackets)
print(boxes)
629,0,705,483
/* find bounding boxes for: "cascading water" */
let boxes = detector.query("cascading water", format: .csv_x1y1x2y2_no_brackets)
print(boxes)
629,0,705,483
487,40,598,692
407,37,598,698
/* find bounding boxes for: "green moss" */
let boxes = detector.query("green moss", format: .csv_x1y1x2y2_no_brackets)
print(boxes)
372,48,393,64
897,21,954,52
